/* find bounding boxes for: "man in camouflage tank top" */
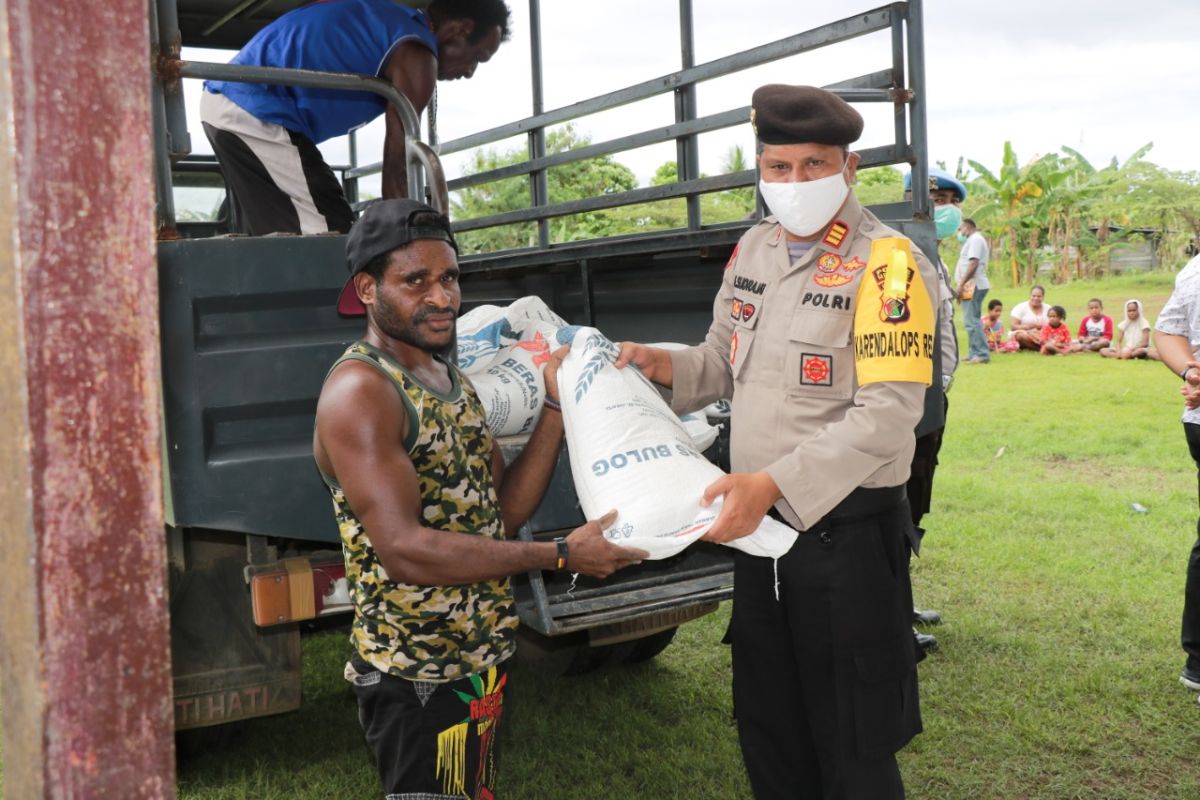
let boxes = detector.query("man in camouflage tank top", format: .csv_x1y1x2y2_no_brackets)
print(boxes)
313,199,645,799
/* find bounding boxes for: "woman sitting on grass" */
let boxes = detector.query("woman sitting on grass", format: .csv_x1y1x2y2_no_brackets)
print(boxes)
1101,299,1159,360
1011,285,1050,351
1040,305,1073,355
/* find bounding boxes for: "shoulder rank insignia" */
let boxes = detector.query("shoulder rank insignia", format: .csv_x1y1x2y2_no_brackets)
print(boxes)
822,220,849,248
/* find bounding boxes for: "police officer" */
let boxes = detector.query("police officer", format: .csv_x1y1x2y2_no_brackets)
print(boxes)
903,166,967,652
617,84,934,799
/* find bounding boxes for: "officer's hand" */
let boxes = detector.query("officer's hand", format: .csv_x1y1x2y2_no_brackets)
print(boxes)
699,472,783,544
542,345,570,406
563,510,648,578
613,342,673,387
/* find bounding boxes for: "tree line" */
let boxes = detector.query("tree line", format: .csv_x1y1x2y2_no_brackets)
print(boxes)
451,127,1200,284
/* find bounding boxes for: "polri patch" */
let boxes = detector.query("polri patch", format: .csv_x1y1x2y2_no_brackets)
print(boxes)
741,303,756,322
801,354,833,386
822,220,849,248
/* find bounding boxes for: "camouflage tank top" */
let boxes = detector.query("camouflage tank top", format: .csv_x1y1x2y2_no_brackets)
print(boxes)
318,341,518,682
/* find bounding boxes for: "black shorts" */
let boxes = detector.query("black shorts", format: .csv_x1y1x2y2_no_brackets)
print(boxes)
349,654,511,800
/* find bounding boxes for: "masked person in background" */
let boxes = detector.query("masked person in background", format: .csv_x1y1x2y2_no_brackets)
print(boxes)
616,84,936,800
902,166,965,654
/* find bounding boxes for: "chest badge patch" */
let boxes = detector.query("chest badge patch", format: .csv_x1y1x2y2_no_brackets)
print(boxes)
815,272,854,288
822,220,849,249
801,354,833,386
731,298,744,320
741,303,756,322
813,251,860,288
816,253,842,273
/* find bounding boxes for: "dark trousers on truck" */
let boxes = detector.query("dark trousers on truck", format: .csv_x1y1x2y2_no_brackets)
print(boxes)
736,486,921,800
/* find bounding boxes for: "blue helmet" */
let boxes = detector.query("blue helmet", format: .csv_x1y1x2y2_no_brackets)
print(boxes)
903,166,967,202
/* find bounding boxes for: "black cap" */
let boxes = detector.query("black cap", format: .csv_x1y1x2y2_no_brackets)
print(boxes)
750,84,863,146
338,199,458,316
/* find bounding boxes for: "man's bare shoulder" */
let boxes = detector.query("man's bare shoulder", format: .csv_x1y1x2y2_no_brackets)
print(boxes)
317,359,407,433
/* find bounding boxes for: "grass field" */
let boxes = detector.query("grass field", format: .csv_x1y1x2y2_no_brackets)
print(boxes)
7,271,1200,798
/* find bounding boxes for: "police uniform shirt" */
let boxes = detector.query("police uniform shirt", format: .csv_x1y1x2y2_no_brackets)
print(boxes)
669,192,939,530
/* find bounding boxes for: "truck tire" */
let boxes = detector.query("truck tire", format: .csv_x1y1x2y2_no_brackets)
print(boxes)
624,627,678,664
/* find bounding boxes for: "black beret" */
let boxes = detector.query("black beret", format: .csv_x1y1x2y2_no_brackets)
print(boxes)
751,84,863,146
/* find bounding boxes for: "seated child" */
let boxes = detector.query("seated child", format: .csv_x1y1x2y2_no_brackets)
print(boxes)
1073,298,1113,352
982,299,1019,353
1101,299,1159,360
1040,305,1073,355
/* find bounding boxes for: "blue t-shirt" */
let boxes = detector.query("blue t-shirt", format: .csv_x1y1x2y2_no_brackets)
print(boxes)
204,0,438,144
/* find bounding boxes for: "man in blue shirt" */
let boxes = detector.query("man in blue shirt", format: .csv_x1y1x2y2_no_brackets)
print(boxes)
201,0,509,235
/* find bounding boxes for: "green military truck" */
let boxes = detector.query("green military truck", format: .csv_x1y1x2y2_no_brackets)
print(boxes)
152,0,938,730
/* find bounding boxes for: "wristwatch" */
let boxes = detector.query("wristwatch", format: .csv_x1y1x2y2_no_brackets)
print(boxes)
553,537,569,570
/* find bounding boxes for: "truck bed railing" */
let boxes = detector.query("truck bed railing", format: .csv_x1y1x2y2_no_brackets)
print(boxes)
345,1,929,260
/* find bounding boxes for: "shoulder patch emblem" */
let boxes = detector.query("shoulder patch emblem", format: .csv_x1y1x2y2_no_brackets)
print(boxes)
822,220,849,248
741,303,756,322
871,265,912,324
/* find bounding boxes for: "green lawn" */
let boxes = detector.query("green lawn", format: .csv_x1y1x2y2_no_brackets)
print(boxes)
8,271,1200,798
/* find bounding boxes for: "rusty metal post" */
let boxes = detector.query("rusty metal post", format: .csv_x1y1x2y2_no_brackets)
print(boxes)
0,0,176,795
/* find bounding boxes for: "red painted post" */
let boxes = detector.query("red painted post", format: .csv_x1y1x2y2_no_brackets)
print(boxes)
0,0,176,794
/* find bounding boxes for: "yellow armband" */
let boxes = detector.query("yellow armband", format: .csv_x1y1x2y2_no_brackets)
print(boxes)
852,237,935,385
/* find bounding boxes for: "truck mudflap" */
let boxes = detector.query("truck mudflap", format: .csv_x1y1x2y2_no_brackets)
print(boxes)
170,554,302,729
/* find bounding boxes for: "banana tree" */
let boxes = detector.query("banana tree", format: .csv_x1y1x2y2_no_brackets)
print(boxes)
969,142,1057,285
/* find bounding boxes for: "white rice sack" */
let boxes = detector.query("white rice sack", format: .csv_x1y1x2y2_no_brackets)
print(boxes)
648,342,721,451
556,325,797,560
456,297,568,436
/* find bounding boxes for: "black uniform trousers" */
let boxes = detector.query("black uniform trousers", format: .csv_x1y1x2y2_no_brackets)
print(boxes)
1182,423,1200,671
735,486,921,800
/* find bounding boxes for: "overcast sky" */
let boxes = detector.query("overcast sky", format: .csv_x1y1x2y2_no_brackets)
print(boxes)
182,0,1200,196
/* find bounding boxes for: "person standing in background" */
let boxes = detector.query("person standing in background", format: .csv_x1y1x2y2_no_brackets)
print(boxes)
902,166,965,652
1153,254,1200,699
956,217,991,364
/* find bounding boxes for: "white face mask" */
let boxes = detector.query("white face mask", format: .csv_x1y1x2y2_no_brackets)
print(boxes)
758,165,851,237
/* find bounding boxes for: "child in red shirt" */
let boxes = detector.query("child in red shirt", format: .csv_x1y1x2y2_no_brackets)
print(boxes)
1073,297,1113,352
1040,305,1073,355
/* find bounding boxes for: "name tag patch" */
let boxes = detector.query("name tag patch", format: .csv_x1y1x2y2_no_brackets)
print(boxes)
733,274,767,295
800,353,833,386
